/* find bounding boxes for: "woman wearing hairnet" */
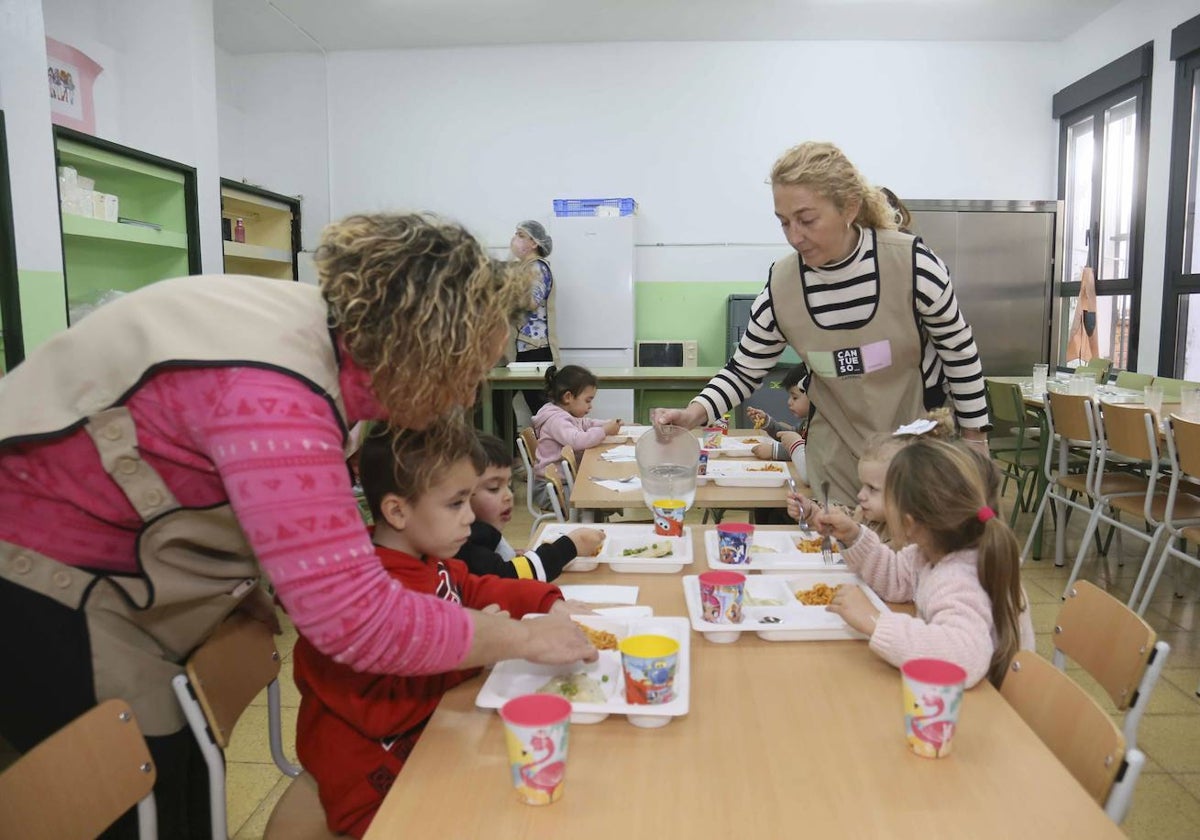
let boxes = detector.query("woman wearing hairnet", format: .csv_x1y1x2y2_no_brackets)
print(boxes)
510,220,559,413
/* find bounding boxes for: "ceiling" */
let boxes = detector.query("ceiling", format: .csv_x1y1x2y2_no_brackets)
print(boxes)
213,0,1126,54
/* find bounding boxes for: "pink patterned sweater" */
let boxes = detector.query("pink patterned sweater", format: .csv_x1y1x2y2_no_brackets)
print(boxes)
531,403,608,477
0,360,472,676
841,525,1035,688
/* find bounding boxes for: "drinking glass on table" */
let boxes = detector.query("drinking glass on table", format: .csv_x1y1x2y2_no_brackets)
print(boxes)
1031,363,1048,397
1144,384,1164,418
1181,386,1200,420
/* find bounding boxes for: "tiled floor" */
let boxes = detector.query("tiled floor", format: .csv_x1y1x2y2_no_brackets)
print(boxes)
5,479,1199,837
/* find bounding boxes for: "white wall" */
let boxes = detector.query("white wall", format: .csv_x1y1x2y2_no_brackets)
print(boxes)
41,0,224,273
213,49,330,253
324,40,1060,281
1058,0,1200,372
0,0,61,272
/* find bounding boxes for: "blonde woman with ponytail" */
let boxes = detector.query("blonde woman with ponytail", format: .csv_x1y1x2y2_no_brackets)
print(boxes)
653,142,988,506
811,438,1033,689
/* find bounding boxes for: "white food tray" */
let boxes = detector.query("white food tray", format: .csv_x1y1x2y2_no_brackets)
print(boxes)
704,529,843,572
704,436,767,458
682,572,885,643
536,523,694,573
697,460,789,487
475,615,690,728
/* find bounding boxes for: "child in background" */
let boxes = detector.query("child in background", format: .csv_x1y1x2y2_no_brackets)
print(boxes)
746,363,811,482
293,422,582,838
457,433,605,581
799,438,1034,689
531,364,620,508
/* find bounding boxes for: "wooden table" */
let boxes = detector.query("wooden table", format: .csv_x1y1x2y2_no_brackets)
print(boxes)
365,527,1122,840
569,433,809,523
479,366,723,440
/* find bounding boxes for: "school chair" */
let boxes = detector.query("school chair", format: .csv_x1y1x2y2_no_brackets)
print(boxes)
516,427,557,541
1062,401,1172,604
544,462,570,523
0,698,158,839
1051,581,1168,753
1021,392,1100,567
1151,376,1186,402
985,378,1042,524
1133,413,1200,618
172,611,339,840
560,444,578,499
1077,358,1112,384
1113,370,1154,391
1000,651,1144,824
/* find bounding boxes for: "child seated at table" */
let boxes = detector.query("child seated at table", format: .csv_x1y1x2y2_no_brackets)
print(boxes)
531,364,621,508
292,421,581,838
456,432,605,580
805,437,1034,689
747,363,811,476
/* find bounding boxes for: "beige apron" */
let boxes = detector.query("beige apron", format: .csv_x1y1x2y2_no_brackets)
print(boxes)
0,274,348,735
770,229,927,505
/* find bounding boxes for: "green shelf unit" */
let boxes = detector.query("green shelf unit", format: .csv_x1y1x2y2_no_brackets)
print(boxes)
54,127,199,323
220,179,301,281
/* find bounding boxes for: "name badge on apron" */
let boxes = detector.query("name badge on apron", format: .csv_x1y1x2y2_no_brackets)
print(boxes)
807,339,894,379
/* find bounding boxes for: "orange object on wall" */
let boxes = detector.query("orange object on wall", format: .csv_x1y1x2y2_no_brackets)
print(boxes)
1066,266,1100,364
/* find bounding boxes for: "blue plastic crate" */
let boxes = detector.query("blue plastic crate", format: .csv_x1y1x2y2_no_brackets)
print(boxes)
552,197,637,217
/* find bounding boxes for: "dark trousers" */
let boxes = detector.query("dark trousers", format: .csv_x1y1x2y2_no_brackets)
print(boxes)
0,577,213,839
515,347,553,414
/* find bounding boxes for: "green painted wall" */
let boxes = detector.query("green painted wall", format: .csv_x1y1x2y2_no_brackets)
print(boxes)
634,281,762,366
18,269,67,354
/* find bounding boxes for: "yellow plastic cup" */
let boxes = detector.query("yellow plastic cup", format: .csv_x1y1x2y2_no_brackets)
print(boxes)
619,634,680,705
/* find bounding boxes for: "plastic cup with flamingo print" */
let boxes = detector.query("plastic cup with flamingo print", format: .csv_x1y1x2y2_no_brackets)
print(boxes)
500,694,571,805
901,658,968,759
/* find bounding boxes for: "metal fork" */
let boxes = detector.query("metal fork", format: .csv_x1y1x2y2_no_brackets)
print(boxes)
819,480,835,566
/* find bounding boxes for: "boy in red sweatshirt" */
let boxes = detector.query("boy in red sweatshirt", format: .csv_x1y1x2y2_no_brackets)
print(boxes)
293,421,575,838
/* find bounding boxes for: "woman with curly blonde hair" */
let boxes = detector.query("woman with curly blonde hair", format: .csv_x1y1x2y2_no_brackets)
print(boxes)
656,142,988,505
0,212,595,838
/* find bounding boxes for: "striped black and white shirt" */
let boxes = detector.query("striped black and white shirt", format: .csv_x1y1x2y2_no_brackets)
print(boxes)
696,228,988,430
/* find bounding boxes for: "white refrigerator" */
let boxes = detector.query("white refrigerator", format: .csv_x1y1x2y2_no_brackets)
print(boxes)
547,215,635,422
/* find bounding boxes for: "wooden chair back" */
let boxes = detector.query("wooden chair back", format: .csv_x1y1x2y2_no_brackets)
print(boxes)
544,463,568,522
1045,391,1093,442
1097,402,1155,463
185,612,281,749
517,427,538,475
560,445,578,482
1000,651,1125,807
1114,370,1154,391
0,699,157,840
1168,413,1200,479
1055,581,1157,712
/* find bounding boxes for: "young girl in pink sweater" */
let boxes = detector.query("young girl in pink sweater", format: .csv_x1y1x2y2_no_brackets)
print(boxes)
530,365,620,508
805,437,1034,688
